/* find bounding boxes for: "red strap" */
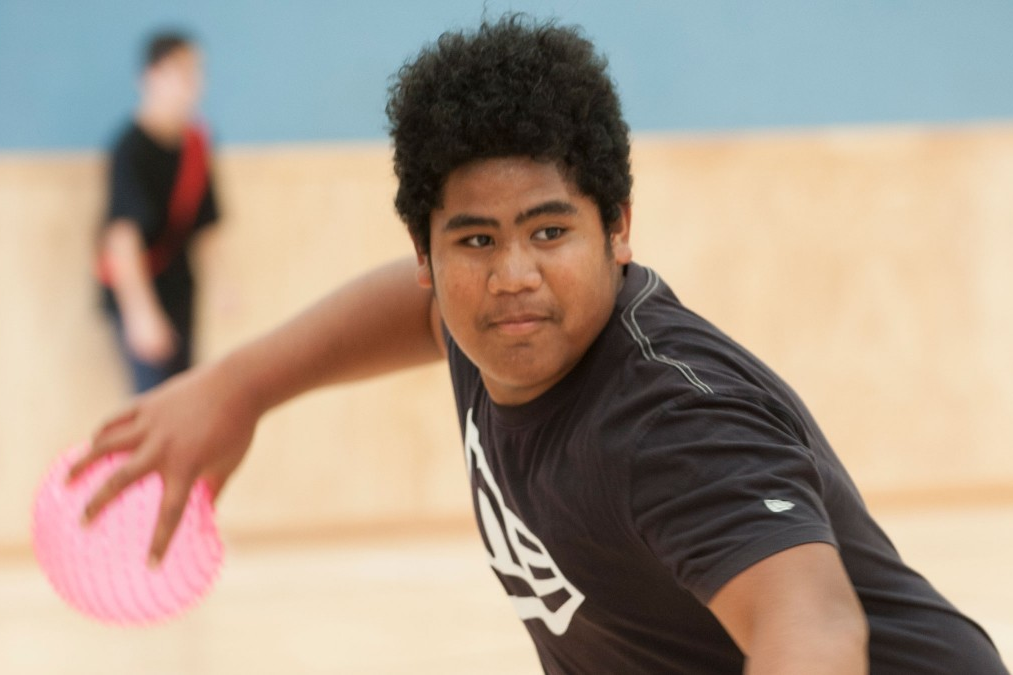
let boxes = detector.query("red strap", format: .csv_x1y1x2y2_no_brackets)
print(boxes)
98,124,210,286
147,125,209,277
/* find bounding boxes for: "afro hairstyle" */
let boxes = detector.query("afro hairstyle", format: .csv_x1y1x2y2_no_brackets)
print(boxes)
386,13,633,255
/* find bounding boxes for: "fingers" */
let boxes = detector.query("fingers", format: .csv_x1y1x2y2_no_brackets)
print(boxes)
95,405,141,440
147,477,192,567
81,454,148,524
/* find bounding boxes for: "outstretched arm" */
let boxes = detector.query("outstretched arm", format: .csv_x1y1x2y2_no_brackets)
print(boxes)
209,254,443,411
70,256,443,564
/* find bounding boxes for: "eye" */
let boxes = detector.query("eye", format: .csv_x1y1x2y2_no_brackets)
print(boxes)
533,226,566,241
462,234,493,248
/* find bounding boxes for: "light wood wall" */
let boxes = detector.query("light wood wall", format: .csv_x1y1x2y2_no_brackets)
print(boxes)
2,125,1011,552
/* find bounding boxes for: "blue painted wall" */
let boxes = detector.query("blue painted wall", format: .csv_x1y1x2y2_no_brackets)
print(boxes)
2,0,1012,151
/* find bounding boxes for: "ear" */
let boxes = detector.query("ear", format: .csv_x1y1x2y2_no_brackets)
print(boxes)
609,202,633,266
414,245,433,288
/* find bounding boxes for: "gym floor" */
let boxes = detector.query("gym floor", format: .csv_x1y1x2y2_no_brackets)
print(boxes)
2,502,1011,674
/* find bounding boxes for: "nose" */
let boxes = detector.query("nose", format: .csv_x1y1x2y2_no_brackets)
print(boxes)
488,242,542,295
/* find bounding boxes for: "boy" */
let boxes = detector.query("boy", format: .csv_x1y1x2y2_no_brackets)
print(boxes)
98,31,219,392
73,15,1007,674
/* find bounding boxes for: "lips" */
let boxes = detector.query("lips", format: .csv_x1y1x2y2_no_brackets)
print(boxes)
484,309,555,336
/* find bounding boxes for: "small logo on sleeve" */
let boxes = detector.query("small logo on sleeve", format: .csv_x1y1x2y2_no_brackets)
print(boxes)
764,498,796,513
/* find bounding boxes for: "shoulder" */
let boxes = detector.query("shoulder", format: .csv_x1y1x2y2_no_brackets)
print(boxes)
604,264,741,404
109,121,143,150
614,263,807,414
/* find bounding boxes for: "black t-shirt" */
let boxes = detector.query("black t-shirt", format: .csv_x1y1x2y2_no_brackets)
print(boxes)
101,121,218,326
447,262,1007,674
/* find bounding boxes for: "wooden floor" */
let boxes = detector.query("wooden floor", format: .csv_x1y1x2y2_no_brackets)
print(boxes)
1,503,1010,674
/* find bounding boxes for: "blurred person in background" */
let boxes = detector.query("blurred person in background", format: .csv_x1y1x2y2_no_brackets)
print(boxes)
96,30,219,393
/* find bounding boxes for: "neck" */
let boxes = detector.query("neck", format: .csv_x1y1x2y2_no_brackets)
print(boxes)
136,104,190,147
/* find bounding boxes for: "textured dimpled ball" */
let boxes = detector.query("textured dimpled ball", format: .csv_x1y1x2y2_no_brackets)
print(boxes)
32,443,223,625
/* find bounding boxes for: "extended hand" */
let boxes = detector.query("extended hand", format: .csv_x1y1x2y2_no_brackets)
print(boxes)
68,362,258,565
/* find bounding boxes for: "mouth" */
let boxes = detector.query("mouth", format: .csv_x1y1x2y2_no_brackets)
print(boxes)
486,312,552,336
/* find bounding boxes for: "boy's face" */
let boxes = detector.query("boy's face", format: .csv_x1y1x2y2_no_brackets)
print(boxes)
142,46,204,120
421,157,632,406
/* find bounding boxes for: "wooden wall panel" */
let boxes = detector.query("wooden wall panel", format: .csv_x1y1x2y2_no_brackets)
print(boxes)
629,126,1013,497
1,125,1010,551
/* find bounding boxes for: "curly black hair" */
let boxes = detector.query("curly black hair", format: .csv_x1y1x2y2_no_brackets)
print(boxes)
386,14,632,254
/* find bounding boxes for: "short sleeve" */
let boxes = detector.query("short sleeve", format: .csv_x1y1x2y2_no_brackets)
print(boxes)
106,140,157,239
630,392,837,605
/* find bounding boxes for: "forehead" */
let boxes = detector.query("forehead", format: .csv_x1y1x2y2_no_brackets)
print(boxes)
439,157,584,211
149,46,201,72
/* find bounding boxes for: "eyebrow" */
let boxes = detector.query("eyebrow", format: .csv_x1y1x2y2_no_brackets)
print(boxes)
516,200,577,224
442,200,578,231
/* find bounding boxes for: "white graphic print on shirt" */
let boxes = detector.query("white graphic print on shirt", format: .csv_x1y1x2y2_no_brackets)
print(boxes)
465,409,586,636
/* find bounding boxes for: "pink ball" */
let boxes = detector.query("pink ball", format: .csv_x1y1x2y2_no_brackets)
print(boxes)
32,443,223,625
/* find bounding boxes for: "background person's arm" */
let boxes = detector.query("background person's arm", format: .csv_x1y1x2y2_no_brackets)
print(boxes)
70,255,443,564
708,542,869,674
103,218,177,364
